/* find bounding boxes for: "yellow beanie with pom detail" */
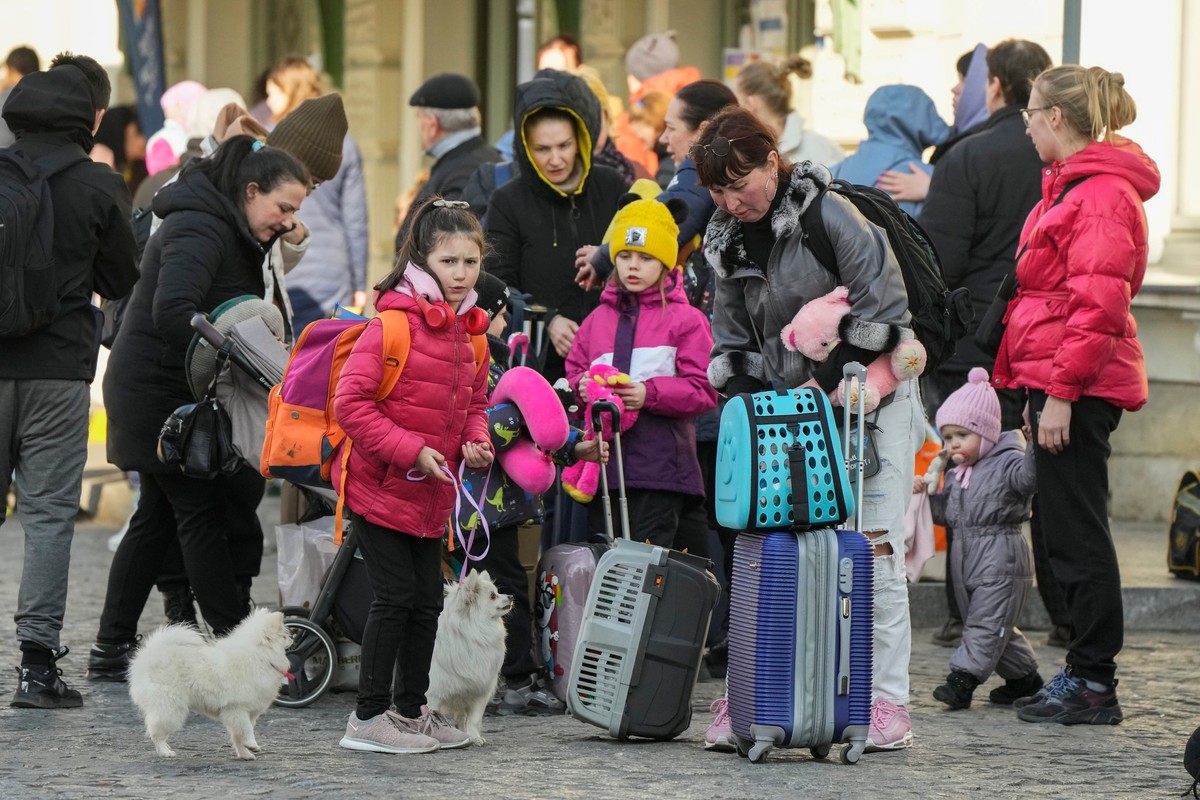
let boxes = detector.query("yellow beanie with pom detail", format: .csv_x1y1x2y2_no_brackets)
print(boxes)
607,196,681,270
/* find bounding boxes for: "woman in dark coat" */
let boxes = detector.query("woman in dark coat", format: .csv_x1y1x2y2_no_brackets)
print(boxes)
89,137,309,675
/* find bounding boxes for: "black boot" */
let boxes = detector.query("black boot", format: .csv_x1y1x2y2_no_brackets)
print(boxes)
14,646,84,707
933,669,980,710
989,670,1045,706
87,639,138,682
160,583,198,628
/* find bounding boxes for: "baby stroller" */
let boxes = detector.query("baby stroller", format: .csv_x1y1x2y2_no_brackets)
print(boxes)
189,311,354,708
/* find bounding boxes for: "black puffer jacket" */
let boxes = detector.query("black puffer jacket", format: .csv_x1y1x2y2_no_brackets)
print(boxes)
0,66,138,380
483,70,626,380
103,171,269,472
395,134,502,251
918,106,1044,373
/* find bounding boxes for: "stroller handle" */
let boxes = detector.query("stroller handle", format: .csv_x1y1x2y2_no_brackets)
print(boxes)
190,312,276,393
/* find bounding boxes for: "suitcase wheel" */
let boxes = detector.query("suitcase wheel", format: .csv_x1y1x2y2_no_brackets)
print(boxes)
841,741,865,765
748,740,772,763
810,744,830,760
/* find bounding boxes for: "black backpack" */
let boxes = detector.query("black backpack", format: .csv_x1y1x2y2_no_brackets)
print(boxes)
100,206,154,348
0,145,90,337
1168,470,1200,581
800,179,973,372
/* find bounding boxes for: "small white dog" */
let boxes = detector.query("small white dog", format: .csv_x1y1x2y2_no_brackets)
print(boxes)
426,570,512,744
128,608,292,759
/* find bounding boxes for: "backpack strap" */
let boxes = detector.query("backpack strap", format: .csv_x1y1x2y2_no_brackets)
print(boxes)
799,188,841,281
375,309,412,400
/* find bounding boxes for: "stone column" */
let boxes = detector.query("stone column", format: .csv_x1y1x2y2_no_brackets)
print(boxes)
344,0,408,294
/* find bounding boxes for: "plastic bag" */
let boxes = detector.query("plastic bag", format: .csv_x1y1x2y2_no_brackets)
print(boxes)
275,517,340,609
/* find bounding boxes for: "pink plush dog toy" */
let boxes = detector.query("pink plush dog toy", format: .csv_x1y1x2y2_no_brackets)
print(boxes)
562,364,639,503
780,286,926,413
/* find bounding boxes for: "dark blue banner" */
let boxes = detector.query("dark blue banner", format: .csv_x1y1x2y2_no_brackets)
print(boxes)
117,0,165,134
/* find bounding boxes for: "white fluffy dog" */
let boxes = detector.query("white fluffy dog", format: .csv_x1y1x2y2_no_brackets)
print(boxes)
128,608,292,759
426,570,512,744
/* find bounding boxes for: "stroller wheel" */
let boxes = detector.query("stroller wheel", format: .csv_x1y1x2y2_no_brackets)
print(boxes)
275,616,336,708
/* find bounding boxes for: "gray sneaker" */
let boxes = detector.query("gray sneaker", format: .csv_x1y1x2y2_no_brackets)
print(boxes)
339,712,439,754
411,709,472,749
498,675,566,716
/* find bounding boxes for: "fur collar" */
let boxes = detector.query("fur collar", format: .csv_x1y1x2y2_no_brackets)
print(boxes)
703,160,833,278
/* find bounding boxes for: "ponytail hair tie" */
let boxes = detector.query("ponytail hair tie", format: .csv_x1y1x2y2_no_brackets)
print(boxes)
252,140,265,152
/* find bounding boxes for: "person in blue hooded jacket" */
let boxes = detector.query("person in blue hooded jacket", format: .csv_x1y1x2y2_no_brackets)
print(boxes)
832,85,950,217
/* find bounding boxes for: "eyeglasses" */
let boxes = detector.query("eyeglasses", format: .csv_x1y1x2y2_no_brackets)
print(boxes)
432,199,470,210
688,136,747,162
1021,106,1052,127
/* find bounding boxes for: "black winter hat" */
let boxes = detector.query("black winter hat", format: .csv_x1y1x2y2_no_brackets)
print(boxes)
409,73,480,110
473,271,510,321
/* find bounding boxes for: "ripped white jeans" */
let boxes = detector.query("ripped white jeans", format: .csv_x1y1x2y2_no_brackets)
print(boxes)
857,380,924,706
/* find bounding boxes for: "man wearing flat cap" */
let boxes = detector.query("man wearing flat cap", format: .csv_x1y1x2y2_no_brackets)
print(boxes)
395,72,501,250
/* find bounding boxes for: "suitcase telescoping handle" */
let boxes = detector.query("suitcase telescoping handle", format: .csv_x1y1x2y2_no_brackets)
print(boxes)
841,361,868,532
591,399,631,541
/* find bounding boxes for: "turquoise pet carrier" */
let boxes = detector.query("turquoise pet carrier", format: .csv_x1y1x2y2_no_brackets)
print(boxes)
715,388,854,531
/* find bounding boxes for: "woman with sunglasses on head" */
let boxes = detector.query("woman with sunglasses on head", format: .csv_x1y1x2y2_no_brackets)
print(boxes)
993,66,1158,726
695,106,924,754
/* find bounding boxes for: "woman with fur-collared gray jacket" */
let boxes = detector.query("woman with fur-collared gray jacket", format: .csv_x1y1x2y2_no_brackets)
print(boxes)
693,107,924,753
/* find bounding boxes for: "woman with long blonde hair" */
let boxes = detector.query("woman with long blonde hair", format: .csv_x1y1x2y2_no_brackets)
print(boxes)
994,65,1159,726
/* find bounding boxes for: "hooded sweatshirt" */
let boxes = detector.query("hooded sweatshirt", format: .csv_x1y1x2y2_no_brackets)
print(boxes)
993,138,1160,412
484,71,627,380
832,85,951,217
0,66,138,380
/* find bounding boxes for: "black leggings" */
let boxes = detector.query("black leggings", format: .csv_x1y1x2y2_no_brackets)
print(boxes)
1027,391,1123,685
467,524,540,681
352,511,444,720
97,466,264,641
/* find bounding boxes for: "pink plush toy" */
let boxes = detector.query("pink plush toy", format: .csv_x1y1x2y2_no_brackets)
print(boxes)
780,286,926,413
562,364,639,503
489,367,570,495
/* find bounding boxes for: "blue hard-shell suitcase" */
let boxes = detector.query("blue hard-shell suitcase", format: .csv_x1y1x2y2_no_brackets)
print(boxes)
727,528,873,763
715,388,854,531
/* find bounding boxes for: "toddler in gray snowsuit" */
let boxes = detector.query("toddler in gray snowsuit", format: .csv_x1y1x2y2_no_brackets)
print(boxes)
922,368,1042,709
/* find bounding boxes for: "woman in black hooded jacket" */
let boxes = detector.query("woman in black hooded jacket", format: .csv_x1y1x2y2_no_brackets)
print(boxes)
484,70,627,383
89,137,309,676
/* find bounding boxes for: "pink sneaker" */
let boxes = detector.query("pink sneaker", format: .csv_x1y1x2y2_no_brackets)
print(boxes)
865,697,912,752
704,695,735,751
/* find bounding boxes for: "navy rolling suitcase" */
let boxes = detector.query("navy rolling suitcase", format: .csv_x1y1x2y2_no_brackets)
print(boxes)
723,363,875,764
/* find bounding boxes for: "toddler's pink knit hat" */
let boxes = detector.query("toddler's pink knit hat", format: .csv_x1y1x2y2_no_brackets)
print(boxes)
935,367,1001,458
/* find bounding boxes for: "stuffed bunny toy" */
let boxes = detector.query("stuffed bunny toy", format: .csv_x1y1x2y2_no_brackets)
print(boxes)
561,364,639,503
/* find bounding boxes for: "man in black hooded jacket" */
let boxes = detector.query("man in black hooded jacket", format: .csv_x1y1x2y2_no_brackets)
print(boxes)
0,53,138,709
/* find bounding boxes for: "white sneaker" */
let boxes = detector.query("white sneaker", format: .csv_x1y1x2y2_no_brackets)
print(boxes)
339,712,439,754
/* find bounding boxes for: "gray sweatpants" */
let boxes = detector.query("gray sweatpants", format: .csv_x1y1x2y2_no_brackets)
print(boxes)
0,378,90,652
949,528,1039,682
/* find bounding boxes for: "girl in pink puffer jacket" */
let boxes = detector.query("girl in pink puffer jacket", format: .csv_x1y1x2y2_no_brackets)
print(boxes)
333,198,492,755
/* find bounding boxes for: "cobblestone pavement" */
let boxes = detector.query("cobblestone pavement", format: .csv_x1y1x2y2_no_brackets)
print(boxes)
1,514,1197,799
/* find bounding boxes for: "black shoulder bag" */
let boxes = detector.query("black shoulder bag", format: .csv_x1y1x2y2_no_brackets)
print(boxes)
157,343,241,479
